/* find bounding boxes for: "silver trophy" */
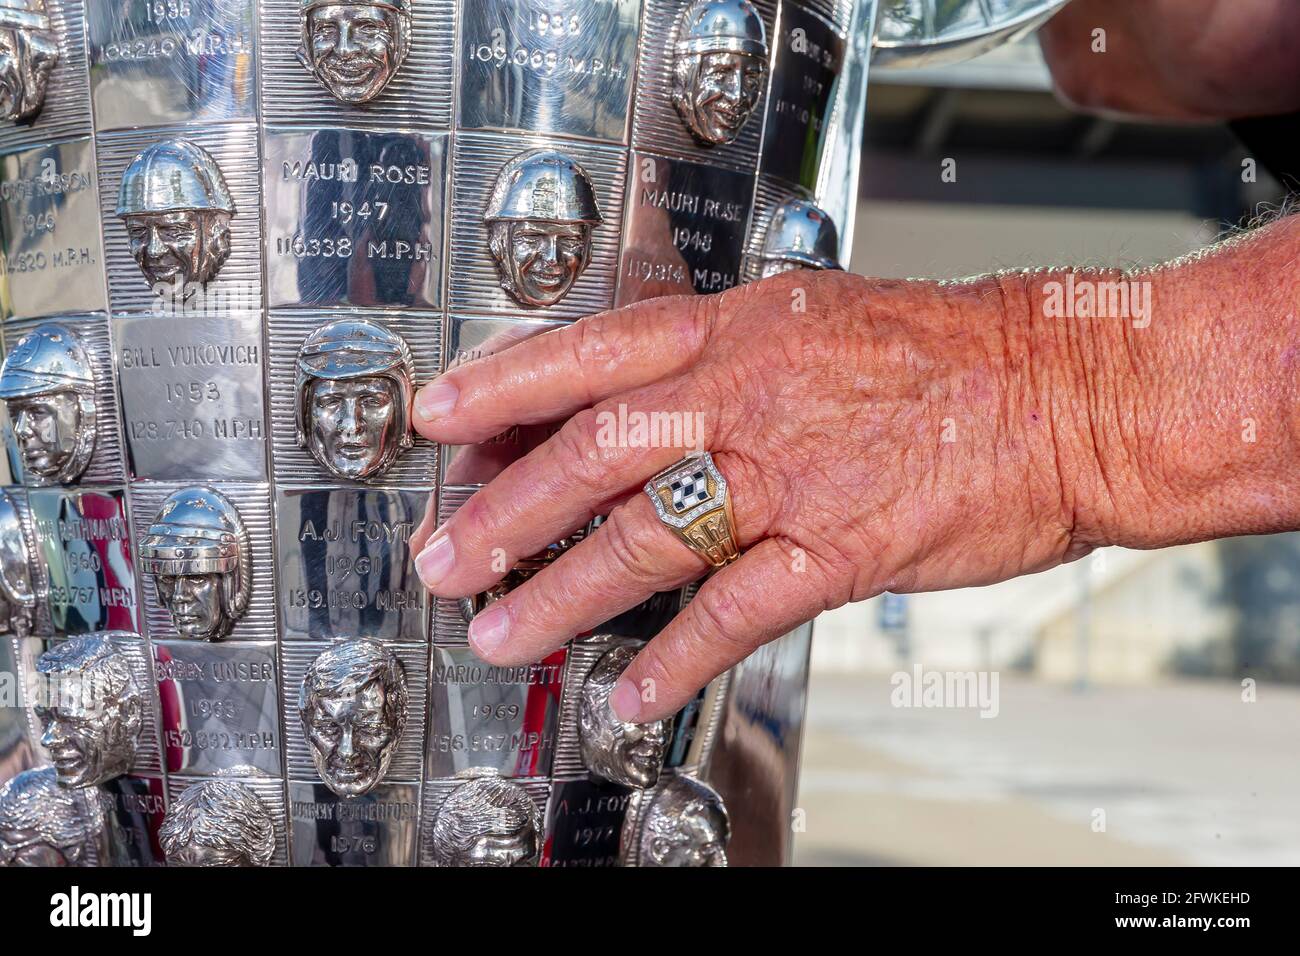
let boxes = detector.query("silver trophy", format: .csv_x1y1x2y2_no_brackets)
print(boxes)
0,0,1066,866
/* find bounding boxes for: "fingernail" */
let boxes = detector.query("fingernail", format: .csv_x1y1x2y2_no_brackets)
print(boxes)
610,679,640,722
415,533,454,588
468,603,510,658
415,380,458,421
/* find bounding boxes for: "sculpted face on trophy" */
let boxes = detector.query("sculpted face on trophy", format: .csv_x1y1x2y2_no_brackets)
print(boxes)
759,199,843,278
295,319,415,481
431,771,540,867
0,490,36,639
0,767,104,867
639,775,730,867
298,639,408,797
116,140,235,291
671,0,769,147
160,780,275,867
485,150,603,308
579,645,672,789
0,324,96,487
0,0,58,125
33,635,144,789
139,487,252,641
297,0,411,104
458,536,578,624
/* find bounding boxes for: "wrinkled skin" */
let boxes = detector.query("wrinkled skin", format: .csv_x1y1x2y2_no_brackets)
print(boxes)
407,206,1300,723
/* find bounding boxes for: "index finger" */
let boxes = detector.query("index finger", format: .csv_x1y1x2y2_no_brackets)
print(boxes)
412,294,713,446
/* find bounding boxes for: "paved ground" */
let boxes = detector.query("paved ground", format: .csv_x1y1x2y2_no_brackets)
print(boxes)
794,673,1300,866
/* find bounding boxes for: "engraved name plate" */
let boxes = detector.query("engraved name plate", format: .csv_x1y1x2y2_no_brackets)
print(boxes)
86,0,258,130
459,0,642,143
26,488,137,633
276,487,427,643
426,645,565,778
153,639,281,777
541,777,630,867
264,128,447,308
288,781,419,867
0,137,107,319
759,4,844,189
115,314,268,481
91,775,168,867
617,152,753,304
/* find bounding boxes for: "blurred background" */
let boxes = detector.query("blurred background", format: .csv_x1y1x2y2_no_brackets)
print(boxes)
795,35,1300,866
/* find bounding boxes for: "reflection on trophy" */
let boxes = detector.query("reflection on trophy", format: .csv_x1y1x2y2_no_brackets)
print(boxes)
0,490,35,638
139,487,252,642
297,0,411,105
0,324,97,487
0,767,105,867
457,537,578,624
484,150,602,308
34,635,144,789
298,639,408,797
430,769,540,867
295,318,416,481
671,0,769,146
639,775,730,867
0,0,57,124
759,199,843,278
115,139,236,290
579,645,672,789
160,780,275,867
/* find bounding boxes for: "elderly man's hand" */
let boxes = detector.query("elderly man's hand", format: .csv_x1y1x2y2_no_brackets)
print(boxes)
408,218,1300,722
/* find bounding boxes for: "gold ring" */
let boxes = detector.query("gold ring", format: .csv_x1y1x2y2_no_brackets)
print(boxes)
644,452,739,568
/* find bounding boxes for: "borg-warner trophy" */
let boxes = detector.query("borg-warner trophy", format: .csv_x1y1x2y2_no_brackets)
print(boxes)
0,0,1064,867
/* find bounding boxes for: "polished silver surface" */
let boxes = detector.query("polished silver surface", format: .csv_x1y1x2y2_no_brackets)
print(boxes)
429,767,541,866
114,313,269,481
0,0,58,125
578,644,671,789
296,638,408,796
153,639,281,775
0,322,95,486
0,764,104,866
458,0,641,143
26,489,137,633
0,489,35,637
758,196,841,275
0,0,1052,866
618,152,752,304
264,128,447,309
115,138,236,292
294,317,415,481
427,644,564,778
32,633,144,788
671,0,768,147
483,148,603,308
275,487,427,642
873,0,1067,69
86,0,257,131
138,486,252,641
626,772,729,866
161,778,276,866
0,137,106,320
298,0,412,105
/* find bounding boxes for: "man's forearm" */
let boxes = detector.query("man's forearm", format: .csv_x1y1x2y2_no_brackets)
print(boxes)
1008,215,1300,555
